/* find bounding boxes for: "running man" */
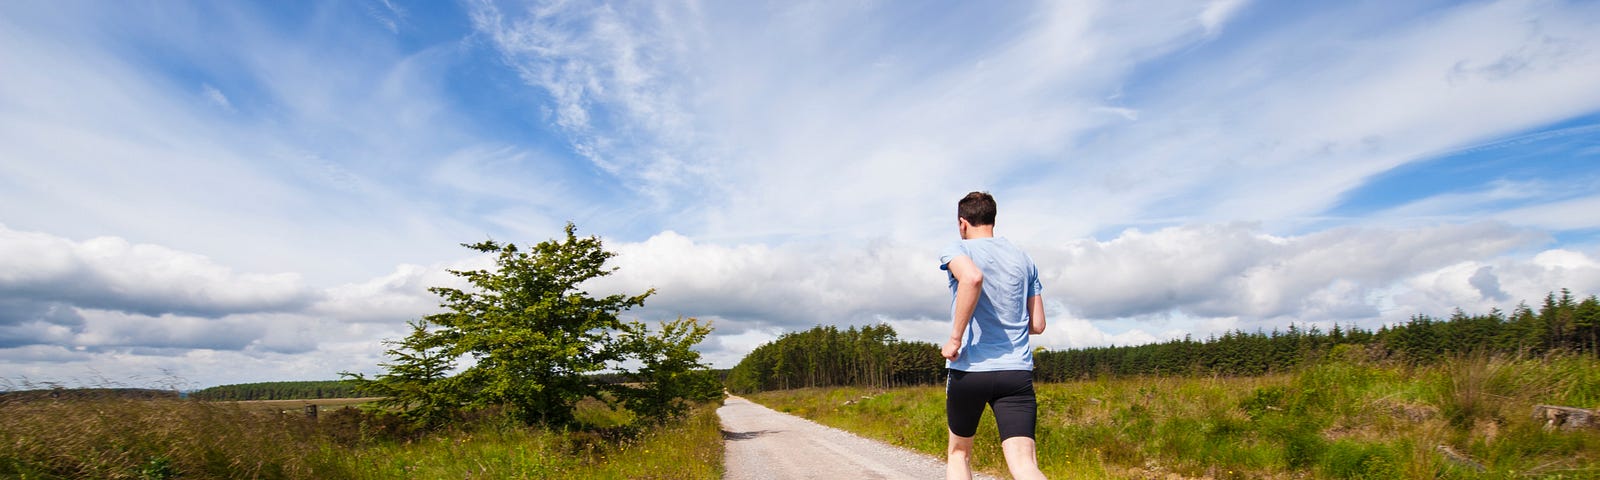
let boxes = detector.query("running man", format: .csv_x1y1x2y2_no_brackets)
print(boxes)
939,191,1047,480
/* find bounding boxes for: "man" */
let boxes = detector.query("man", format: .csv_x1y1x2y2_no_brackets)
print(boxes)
939,191,1047,480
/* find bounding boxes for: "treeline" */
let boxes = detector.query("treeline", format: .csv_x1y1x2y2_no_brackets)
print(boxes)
725,324,946,394
1042,289,1598,380
0,388,178,401
191,380,360,401
731,289,1599,393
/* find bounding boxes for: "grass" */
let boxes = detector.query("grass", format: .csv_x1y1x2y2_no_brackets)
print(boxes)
0,392,724,479
749,352,1600,479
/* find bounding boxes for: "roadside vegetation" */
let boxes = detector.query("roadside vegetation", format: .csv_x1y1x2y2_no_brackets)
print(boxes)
0,390,722,479
750,351,1599,479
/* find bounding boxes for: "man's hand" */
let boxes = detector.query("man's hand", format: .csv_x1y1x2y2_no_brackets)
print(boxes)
941,337,961,361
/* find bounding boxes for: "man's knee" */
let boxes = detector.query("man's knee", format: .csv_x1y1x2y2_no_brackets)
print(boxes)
1000,436,1036,455
947,431,975,456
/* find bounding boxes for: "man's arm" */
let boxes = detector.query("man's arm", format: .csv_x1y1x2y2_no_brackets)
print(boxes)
942,256,983,361
1028,295,1046,334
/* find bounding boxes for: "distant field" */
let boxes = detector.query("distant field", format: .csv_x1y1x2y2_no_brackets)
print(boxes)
225,397,384,412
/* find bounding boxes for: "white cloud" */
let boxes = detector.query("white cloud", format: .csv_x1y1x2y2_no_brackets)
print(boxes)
587,231,947,332
2,219,1593,381
467,0,711,203
583,221,1571,366
1037,222,1544,322
1492,194,1600,230
1199,0,1250,36
365,0,406,34
201,83,233,111
0,225,314,318
310,256,492,324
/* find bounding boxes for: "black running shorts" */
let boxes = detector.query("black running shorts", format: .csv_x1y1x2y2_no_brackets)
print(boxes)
945,369,1037,440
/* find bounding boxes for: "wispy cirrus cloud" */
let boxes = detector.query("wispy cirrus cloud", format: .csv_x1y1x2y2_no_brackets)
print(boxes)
465,0,1600,247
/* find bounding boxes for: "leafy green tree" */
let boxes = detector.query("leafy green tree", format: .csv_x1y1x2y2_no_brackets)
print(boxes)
429,224,652,427
613,317,725,422
350,223,722,428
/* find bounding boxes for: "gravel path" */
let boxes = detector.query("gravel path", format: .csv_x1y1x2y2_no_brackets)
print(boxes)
718,395,999,480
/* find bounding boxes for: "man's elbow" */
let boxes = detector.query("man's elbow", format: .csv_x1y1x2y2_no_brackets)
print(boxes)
959,273,983,289
1030,323,1045,335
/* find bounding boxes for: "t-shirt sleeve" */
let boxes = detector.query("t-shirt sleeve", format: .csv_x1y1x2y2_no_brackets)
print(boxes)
1027,257,1043,297
939,241,968,271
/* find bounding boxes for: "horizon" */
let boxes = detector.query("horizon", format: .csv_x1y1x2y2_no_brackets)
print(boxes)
3,0,1599,389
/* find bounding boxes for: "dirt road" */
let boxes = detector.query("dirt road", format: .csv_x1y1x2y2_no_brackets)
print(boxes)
719,395,998,480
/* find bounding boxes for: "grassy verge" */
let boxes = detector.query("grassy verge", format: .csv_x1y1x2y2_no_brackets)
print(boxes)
0,393,724,479
749,352,1600,479
328,402,724,479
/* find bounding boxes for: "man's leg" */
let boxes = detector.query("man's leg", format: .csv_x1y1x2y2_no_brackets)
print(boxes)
1001,436,1046,480
992,371,1045,479
947,431,975,480
945,370,983,480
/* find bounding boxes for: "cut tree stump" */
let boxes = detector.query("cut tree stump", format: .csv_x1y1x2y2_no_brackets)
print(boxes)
1531,405,1595,431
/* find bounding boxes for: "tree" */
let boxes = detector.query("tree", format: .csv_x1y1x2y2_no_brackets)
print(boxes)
343,319,459,427
348,223,717,428
613,317,725,423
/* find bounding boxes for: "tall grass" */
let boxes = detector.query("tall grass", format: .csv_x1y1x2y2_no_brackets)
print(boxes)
0,391,724,479
750,352,1600,479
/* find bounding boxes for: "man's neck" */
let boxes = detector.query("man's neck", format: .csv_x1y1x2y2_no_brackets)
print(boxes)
963,225,995,240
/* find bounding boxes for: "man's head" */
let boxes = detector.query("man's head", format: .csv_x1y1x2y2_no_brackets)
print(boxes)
957,191,996,239
958,191,996,226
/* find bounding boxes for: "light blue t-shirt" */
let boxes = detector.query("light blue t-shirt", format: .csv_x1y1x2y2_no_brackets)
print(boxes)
939,237,1042,372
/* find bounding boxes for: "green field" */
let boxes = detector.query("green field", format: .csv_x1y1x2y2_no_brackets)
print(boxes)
749,352,1600,479
0,394,722,479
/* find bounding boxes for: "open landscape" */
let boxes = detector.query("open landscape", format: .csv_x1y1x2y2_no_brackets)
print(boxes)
750,352,1600,479
5,1,1600,480
6,351,1595,479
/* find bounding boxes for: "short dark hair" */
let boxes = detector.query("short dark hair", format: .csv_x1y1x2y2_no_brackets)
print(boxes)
958,191,996,226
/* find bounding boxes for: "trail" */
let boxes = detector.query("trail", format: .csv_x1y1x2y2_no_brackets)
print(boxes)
718,395,999,480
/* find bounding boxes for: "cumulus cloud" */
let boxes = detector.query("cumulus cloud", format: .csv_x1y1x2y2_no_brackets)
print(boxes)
580,221,1577,364
587,231,948,334
0,225,436,362
1036,222,1544,322
0,299,83,348
311,263,462,324
4,219,1595,382
0,225,315,319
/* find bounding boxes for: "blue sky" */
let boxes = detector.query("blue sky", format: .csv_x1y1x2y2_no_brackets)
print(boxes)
2,0,1599,388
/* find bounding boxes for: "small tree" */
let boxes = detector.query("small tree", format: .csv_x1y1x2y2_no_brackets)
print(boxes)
343,319,458,427
349,223,724,428
613,317,725,422
436,224,652,426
